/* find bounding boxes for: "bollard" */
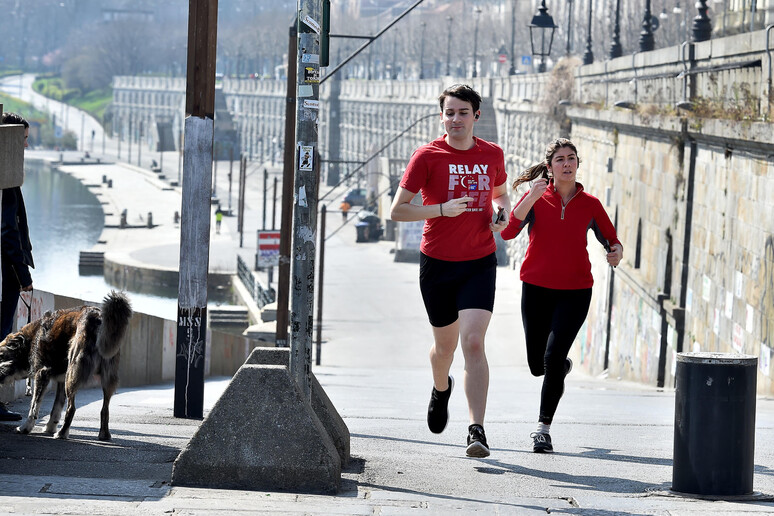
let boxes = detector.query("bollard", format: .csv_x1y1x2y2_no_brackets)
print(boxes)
672,352,757,496
120,209,128,229
147,212,153,228
102,174,107,184
107,179,113,188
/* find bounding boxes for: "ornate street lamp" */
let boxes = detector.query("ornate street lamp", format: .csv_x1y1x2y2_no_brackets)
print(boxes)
582,0,593,64
692,0,712,42
419,21,426,79
510,0,517,74
446,16,453,76
565,0,574,56
639,0,655,51
609,0,622,59
529,0,557,73
472,6,483,78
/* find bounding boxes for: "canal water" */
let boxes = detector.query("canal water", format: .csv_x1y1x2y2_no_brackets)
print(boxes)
22,164,179,320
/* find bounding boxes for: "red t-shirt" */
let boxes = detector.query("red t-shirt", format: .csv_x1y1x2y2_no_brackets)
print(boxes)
399,136,507,261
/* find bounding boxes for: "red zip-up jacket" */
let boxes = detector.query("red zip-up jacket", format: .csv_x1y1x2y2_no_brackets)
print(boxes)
501,182,620,290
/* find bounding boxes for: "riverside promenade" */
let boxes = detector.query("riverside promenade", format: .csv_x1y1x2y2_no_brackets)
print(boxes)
1,175,774,513
1,80,774,514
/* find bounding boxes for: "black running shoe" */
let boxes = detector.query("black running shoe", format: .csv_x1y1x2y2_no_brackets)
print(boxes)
531,432,553,453
427,376,454,434
0,402,21,422
466,424,490,458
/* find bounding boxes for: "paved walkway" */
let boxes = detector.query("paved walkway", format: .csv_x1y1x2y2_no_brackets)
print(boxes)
1,76,774,514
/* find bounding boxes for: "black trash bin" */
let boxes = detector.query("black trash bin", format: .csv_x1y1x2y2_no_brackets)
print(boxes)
355,222,369,243
672,352,757,496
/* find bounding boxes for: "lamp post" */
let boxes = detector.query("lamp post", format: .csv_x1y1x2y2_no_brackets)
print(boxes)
582,0,593,64
509,0,517,74
608,0,622,59
419,21,426,79
565,0,574,56
446,16,453,76
529,0,557,73
639,0,655,51
472,6,482,78
691,0,712,42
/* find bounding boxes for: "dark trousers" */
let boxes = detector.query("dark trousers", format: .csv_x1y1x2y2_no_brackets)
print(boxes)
521,282,592,424
1,260,21,341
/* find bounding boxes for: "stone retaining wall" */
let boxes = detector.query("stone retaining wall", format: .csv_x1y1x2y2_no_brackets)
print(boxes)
0,289,271,403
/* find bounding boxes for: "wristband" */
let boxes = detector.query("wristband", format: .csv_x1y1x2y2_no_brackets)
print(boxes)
439,203,444,217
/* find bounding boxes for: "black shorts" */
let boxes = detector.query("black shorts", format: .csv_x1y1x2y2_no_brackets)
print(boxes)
419,252,497,328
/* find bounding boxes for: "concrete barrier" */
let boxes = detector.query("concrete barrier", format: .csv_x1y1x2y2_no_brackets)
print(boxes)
171,364,341,494
245,347,350,467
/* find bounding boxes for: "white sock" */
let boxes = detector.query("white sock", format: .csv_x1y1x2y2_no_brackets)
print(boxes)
536,423,551,435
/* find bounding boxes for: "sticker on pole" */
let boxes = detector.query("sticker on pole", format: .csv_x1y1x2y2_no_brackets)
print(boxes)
299,145,314,171
257,230,281,267
304,67,320,84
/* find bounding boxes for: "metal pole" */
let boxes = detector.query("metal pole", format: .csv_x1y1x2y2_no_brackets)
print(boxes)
239,154,246,247
228,147,234,213
419,21,426,79
137,120,142,167
446,16,453,75
128,117,132,163
609,0,622,59
290,0,322,399
272,176,278,230
263,168,268,230
315,204,326,366
174,0,218,420
509,2,516,74
639,0,655,51
276,19,298,349
565,0,573,55
582,0,594,64
472,9,480,78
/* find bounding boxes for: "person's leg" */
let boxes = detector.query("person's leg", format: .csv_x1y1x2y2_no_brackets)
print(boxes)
520,282,555,377
430,321,458,391
419,253,459,434
537,288,592,425
457,308,492,425
0,261,21,341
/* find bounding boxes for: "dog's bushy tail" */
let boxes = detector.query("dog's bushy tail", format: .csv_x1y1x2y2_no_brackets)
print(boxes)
97,291,133,359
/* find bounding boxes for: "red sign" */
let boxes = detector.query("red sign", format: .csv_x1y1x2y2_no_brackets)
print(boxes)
257,230,281,267
498,54,507,64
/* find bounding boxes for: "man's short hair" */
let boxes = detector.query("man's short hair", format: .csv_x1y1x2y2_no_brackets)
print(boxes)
1,112,29,129
438,84,482,113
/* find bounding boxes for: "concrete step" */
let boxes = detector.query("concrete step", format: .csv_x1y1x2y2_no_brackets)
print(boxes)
209,306,249,326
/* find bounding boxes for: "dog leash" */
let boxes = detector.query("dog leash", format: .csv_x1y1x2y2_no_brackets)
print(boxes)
19,288,32,325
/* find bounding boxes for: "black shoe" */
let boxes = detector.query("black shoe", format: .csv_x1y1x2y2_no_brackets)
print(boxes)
466,424,490,458
531,432,553,453
427,376,453,434
0,403,22,422
565,358,573,375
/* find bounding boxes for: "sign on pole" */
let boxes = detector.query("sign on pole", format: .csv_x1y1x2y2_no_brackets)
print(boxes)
257,230,281,267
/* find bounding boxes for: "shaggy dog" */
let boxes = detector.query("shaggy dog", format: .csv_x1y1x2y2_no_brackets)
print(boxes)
0,291,132,440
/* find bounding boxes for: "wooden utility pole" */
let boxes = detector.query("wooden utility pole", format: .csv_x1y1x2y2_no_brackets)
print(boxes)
174,0,218,419
275,19,298,349
290,0,322,399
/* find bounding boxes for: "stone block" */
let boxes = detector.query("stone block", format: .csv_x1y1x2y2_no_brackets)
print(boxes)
0,124,25,189
260,301,277,322
244,347,350,467
171,364,341,494
243,320,276,344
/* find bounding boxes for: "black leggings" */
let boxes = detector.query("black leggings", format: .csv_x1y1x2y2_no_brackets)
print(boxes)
521,282,592,424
